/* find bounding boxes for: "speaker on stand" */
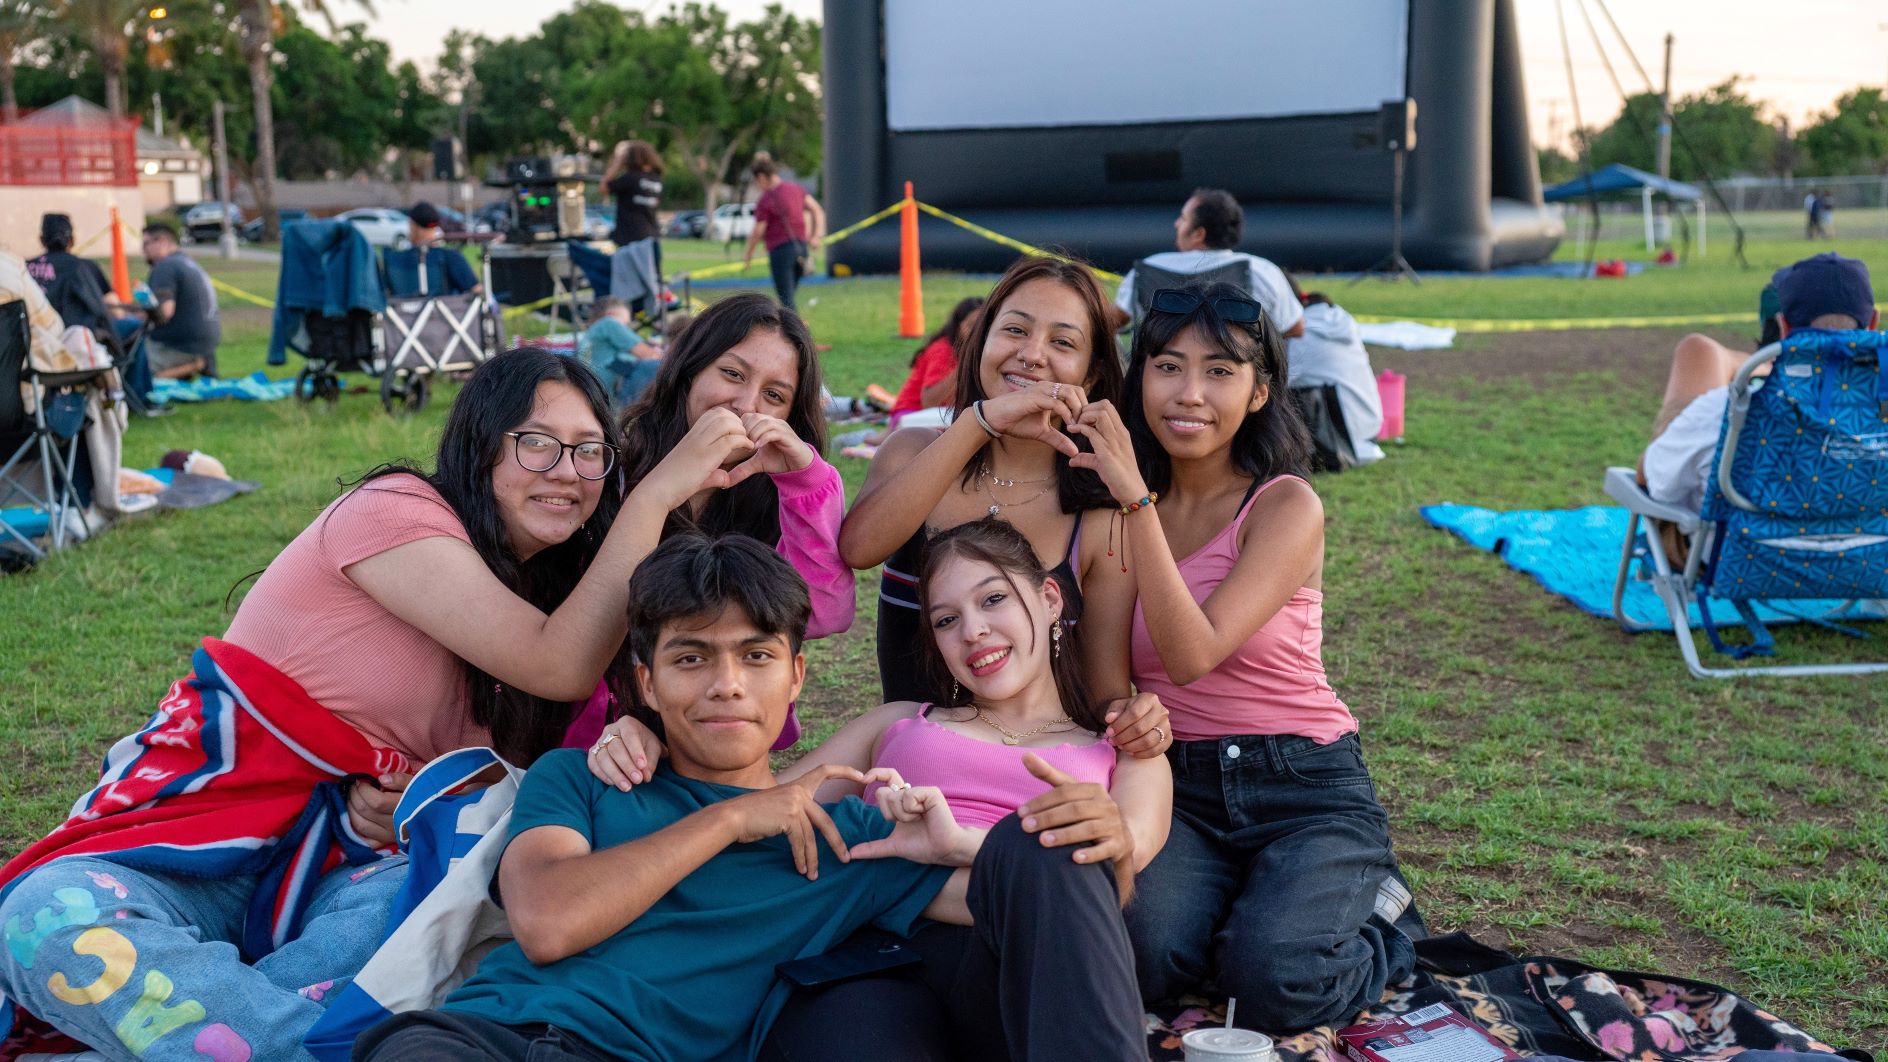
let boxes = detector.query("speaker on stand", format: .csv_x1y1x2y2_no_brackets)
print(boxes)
1354,99,1421,285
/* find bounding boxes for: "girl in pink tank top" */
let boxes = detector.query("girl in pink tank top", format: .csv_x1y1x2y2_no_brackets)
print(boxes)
778,519,1171,872
1068,280,1415,1032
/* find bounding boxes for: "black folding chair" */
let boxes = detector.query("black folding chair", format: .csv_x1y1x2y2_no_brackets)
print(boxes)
0,299,114,560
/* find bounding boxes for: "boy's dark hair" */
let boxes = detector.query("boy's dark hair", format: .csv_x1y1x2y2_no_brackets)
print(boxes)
143,221,179,243
1189,189,1243,250
626,533,812,667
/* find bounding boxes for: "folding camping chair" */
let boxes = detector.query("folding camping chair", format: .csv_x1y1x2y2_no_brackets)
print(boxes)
1604,329,1888,678
378,254,503,413
0,299,112,561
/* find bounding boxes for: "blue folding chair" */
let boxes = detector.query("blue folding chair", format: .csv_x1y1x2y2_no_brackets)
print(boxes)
1605,329,1888,677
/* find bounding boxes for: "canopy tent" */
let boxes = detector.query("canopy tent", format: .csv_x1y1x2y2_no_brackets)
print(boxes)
1543,163,1705,255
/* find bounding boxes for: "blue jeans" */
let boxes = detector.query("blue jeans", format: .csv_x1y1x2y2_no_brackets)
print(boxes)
1,854,407,1061
603,357,662,408
1124,732,1414,1033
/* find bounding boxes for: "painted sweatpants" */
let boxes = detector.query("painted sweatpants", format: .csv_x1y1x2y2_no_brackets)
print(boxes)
0,854,406,1061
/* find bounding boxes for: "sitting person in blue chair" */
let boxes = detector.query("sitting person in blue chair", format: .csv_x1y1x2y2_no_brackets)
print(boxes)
1641,252,1876,517
384,201,482,298
580,296,662,407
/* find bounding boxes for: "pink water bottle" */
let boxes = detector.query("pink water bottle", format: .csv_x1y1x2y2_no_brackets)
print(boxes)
1376,370,1405,441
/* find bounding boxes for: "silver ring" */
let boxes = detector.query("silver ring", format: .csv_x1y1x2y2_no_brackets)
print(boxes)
1051,383,1062,402
889,781,911,792
1152,727,1165,745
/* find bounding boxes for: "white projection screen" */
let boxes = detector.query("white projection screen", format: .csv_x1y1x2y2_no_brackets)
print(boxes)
884,0,1410,131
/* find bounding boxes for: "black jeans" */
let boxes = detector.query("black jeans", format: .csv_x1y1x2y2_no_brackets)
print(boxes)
767,240,805,310
353,1010,612,1062
761,814,1145,1062
1125,732,1415,1033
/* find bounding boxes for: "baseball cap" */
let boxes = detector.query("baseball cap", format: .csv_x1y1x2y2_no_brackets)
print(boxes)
40,214,74,242
1771,252,1875,329
407,201,442,228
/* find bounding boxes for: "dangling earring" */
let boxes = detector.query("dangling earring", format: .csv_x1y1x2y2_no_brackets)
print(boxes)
1051,621,1063,659
952,680,963,705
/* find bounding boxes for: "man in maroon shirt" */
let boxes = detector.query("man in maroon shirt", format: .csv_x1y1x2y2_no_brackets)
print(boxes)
742,155,826,311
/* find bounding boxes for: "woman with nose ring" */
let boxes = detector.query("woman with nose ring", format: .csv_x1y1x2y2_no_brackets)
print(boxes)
838,256,1172,762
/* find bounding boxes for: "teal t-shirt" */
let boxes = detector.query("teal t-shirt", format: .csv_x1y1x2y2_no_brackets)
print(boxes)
444,751,952,1062
580,316,643,371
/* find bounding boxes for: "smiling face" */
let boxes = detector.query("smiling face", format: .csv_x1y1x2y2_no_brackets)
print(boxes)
925,554,1063,705
976,278,1096,399
491,380,608,560
1140,322,1268,461
683,324,801,425
635,605,806,782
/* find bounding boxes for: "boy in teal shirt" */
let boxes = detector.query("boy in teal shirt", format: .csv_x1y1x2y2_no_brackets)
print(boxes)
580,297,661,407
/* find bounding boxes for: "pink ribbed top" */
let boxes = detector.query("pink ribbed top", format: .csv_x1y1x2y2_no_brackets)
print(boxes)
1129,475,1356,744
864,706,1116,829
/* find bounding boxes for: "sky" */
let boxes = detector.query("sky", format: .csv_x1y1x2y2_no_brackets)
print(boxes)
367,0,1888,149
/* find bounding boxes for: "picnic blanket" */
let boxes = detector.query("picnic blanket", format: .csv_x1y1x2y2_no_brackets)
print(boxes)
1147,933,1868,1061
1421,504,1888,631
0,468,255,548
1358,321,1457,350
149,370,338,404
0,638,409,1055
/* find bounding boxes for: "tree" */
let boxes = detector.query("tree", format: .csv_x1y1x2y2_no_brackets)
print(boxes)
1580,79,1774,181
272,21,408,178
1536,146,1578,186
59,0,148,116
1798,88,1888,177
0,0,48,122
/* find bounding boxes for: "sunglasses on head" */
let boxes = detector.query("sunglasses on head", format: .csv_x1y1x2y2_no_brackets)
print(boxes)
1150,288,1264,324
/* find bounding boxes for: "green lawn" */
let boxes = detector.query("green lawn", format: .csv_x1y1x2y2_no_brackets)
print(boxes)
3,233,1885,1048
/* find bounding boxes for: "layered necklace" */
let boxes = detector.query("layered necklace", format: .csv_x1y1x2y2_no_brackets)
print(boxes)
978,463,1054,516
975,706,1076,746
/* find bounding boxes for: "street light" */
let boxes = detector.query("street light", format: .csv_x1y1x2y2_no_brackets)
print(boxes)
147,6,167,18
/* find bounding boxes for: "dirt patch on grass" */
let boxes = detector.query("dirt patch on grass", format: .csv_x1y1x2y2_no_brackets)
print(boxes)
1397,326,1753,395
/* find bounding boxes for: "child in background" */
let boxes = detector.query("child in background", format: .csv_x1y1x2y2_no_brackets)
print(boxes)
581,297,662,407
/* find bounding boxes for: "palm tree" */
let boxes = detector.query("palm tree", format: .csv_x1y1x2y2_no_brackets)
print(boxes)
60,0,144,117
0,0,48,123
236,0,372,240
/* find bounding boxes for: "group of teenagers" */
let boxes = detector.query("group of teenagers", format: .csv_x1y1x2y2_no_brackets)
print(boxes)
0,251,1418,1062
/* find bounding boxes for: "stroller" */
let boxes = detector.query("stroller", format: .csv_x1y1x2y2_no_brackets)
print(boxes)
269,220,503,414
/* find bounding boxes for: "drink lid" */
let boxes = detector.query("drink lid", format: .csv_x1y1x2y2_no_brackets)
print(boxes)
1182,1027,1276,1059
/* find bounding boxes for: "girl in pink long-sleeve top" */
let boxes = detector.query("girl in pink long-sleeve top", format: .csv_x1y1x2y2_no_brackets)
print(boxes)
565,294,854,753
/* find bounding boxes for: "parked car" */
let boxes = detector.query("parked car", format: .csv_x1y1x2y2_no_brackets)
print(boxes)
181,201,245,243
665,210,707,238
336,207,411,248
473,200,511,234
706,202,756,242
239,208,308,242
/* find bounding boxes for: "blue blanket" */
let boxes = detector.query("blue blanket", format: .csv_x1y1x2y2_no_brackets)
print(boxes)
1420,503,1888,631
149,370,339,404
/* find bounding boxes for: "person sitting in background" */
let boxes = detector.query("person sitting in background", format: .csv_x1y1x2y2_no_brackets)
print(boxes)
1114,189,1304,340
1640,253,1876,516
1284,275,1385,465
581,296,662,407
885,295,984,430
140,222,221,378
25,213,117,335
384,201,481,298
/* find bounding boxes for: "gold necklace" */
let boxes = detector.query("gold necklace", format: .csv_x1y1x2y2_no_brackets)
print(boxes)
979,464,1053,516
975,707,1075,746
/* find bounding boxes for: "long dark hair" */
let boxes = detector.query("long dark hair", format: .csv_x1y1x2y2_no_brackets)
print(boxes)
1123,280,1311,493
951,256,1124,513
913,295,984,366
915,519,1104,734
617,293,826,544
350,349,625,764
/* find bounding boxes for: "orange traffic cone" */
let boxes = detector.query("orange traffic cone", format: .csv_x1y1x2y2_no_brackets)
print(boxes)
898,181,924,338
108,205,133,302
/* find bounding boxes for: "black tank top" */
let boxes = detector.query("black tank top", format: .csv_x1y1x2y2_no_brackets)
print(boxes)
874,518,1084,704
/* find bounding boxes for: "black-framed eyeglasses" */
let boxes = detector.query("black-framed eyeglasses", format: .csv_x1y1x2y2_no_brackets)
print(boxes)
1150,288,1265,324
504,432,617,480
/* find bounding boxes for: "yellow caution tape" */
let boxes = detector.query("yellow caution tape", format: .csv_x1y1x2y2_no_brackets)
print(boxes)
1349,309,1752,333
206,275,277,310
912,201,1126,284
676,200,907,284
501,293,561,319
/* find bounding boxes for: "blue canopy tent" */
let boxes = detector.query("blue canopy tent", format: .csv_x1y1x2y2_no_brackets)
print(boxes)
1543,163,1704,255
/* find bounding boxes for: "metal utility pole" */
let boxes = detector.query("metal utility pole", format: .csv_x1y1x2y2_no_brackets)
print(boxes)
1654,33,1674,244
212,100,237,259
152,92,163,138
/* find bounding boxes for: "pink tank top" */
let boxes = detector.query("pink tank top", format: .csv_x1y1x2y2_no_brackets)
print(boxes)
1129,475,1356,744
864,705,1117,829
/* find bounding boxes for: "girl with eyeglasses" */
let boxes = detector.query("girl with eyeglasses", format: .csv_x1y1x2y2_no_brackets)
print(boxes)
838,255,1171,761
0,349,739,1057
579,293,852,756
1068,282,1417,1034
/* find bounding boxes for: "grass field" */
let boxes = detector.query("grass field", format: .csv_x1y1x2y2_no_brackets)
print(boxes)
4,222,1886,1048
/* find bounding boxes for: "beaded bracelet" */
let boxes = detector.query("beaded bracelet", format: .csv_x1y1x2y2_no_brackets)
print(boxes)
971,400,1001,440
1120,492,1159,514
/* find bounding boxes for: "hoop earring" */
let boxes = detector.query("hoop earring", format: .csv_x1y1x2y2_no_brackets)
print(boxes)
1051,622,1063,659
